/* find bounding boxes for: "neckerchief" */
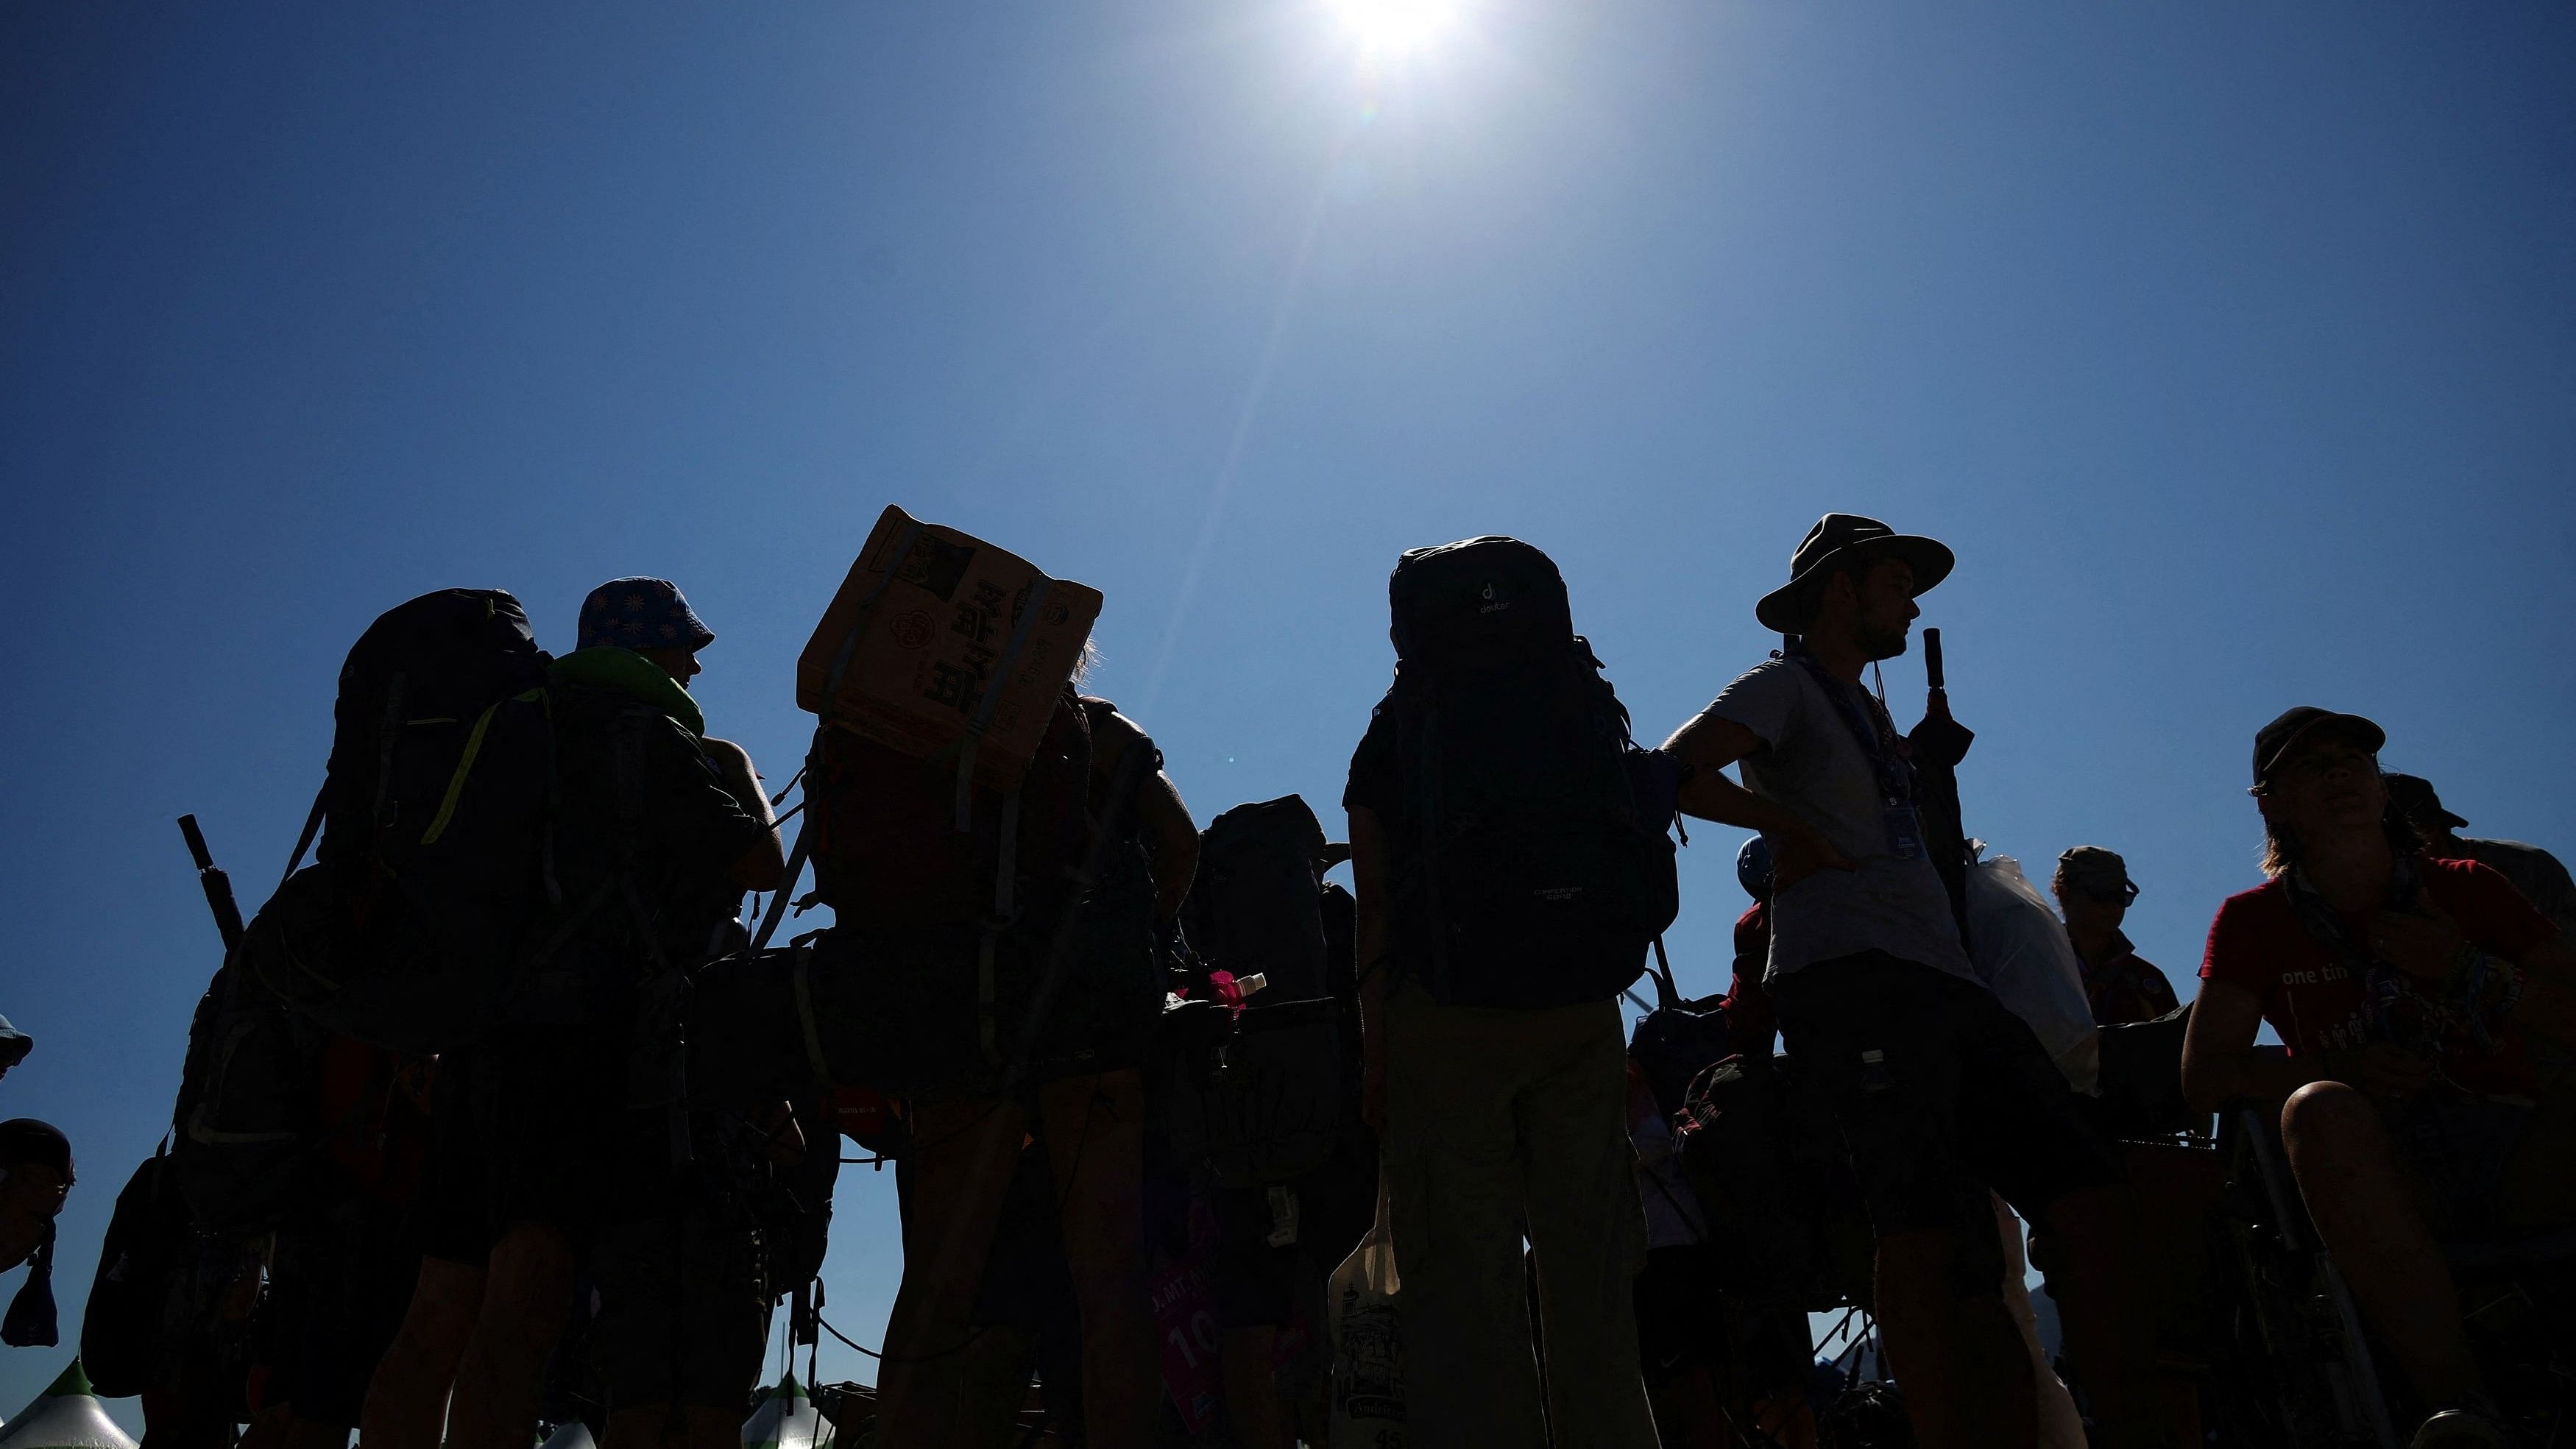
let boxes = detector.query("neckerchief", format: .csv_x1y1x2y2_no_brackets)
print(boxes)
2284,854,2461,1060
551,646,706,738
1,1218,56,1347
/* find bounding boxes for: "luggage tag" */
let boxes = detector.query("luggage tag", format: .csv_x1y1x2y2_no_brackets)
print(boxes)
1882,802,1926,861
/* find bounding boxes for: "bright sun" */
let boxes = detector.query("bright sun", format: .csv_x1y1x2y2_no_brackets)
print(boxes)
1326,0,1462,56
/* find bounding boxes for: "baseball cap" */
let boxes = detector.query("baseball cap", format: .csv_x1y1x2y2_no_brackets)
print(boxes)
2251,706,2385,790
2383,773,2468,832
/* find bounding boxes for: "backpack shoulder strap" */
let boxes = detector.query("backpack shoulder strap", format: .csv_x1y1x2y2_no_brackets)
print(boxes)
280,783,328,889
1649,937,1680,1013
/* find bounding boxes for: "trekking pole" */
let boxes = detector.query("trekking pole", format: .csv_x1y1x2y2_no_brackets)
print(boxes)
177,814,247,954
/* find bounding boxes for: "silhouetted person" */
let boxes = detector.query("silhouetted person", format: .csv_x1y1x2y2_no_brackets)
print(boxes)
2050,847,2177,1027
379,580,782,1449
871,694,1190,1449
0,1119,71,1348
1663,514,2164,1449
2386,772,2576,942
2181,709,2576,1449
0,1018,30,1085
1348,536,1665,1449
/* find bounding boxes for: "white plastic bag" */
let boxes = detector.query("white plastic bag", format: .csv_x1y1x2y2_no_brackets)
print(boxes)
1995,1194,2088,1449
1967,853,2101,1093
1328,1186,1406,1449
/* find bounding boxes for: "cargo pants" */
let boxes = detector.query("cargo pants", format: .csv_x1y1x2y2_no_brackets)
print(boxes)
1382,980,1660,1449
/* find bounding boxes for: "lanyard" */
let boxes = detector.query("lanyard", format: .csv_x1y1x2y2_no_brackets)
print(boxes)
1789,653,1915,809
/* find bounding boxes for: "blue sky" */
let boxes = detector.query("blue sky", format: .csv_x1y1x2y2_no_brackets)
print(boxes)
5,0,2573,1421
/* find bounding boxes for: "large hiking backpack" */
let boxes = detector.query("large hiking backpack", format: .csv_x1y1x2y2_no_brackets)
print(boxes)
1627,942,1738,1121
82,1144,191,1397
1381,536,1680,1008
1674,1052,1875,1310
1183,796,1333,1004
1674,1055,1818,1299
765,512,1115,1088
250,589,557,1052
803,691,1099,1083
807,691,1094,934
171,964,327,1236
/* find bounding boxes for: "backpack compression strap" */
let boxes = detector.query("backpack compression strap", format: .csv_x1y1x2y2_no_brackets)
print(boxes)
1003,728,1157,1088
791,938,835,1088
1649,938,1680,1013
977,786,1022,1069
280,784,328,889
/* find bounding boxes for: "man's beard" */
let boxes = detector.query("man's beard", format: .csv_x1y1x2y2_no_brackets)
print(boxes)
1858,621,1911,661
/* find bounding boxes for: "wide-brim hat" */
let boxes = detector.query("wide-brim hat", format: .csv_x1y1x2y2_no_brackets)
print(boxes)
2250,706,2385,790
1755,514,1956,633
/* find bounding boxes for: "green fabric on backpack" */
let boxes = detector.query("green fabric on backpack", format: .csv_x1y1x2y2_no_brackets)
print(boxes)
550,646,705,738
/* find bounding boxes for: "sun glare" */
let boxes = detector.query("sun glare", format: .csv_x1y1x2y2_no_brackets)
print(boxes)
1327,0,1462,57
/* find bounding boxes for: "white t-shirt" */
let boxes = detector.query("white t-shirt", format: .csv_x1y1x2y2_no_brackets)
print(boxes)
1699,656,1977,984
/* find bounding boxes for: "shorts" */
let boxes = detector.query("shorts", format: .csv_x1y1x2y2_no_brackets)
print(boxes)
1207,1184,1296,1330
1771,952,2122,1281
269,1195,420,1427
588,1211,770,1412
414,1028,626,1264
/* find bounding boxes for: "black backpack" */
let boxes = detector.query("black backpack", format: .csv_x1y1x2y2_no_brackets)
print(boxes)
249,589,558,1052
171,965,325,1237
2090,1001,2201,1138
1674,1052,1875,1311
82,1143,197,1396
1627,943,1737,1122
1183,796,1333,1003
1381,537,1680,1008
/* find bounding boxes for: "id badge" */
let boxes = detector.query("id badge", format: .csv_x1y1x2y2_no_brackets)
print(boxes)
1882,804,1926,860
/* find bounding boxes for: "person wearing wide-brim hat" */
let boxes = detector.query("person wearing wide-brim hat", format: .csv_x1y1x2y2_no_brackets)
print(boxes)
1752,513,1955,636
1658,514,2168,1447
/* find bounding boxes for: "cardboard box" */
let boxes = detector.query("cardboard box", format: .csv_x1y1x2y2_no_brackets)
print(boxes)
796,506,1103,789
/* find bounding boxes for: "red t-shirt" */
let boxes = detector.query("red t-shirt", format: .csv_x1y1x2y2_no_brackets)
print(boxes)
1724,902,1777,1055
2198,857,2558,1096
